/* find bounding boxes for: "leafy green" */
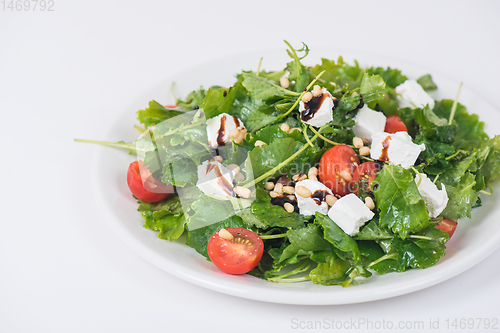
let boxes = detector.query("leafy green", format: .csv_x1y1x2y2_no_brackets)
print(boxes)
417,74,438,91
309,253,351,285
441,172,479,220
374,165,430,238
279,225,331,263
136,100,183,128
199,86,237,119
139,196,187,241
176,87,206,111
315,213,361,262
367,67,407,89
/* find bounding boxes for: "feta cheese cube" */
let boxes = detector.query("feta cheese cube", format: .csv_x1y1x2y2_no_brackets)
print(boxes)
295,179,333,216
352,105,387,141
395,79,435,109
298,88,335,127
414,173,449,218
206,113,245,149
196,160,235,200
370,131,425,169
327,193,374,236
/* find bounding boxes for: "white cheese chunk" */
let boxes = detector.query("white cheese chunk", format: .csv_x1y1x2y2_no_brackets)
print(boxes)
395,79,435,109
298,88,334,127
414,173,449,218
295,179,333,216
196,160,235,200
327,193,374,236
352,105,387,141
370,131,425,169
206,113,245,148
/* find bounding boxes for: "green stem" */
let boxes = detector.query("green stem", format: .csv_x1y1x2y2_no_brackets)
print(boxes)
74,138,139,154
271,276,311,283
308,125,352,147
243,131,320,188
448,82,463,125
367,253,397,268
302,124,315,148
445,151,460,161
411,166,422,187
433,174,440,184
250,70,326,133
408,235,433,241
170,82,178,102
256,57,263,76
479,190,492,196
284,40,301,81
460,181,476,194
259,233,288,240
267,260,310,282
135,125,145,133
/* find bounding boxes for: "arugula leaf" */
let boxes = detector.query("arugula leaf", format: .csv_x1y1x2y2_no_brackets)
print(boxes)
417,74,438,91
354,219,393,241
480,136,500,186
186,193,236,231
241,73,299,102
143,210,186,241
374,165,430,238
199,86,237,119
367,67,407,89
176,87,206,111
238,187,309,229
309,253,351,286
314,213,361,262
279,224,331,263
391,226,449,270
136,101,183,128
245,137,296,179
360,72,386,95
441,172,479,220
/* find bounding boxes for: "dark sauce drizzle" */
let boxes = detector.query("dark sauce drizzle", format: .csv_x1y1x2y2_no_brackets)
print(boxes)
379,136,392,161
357,94,364,109
301,92,330,122
271,196,299,213
216,114,227,147
311,190,329,205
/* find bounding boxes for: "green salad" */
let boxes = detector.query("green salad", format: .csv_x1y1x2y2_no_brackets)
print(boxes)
78,42,500,286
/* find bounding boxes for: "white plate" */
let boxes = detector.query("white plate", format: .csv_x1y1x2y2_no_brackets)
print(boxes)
92,49,500,305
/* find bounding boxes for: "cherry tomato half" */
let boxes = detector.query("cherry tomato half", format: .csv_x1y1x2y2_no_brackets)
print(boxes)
352,162,380,194
384,114,408,134
318,144,360,197
207,228,264,275
127,160,173,202
437,219,458,239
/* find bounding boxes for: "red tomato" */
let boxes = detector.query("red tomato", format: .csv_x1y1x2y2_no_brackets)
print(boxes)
385,114,408,133
207,228,264,275
437,219,458,239
164,105,178,108
318,145,360,196
127,160,173,202
352,162,380,194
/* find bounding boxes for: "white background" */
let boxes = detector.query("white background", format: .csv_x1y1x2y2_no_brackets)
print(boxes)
1,0,500,332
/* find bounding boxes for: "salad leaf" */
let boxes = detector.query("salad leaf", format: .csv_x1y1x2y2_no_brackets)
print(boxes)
279,224,331,263
143,210,186,241
199,86,237,119
374,165,430,238
244,137,296,179
367,67,407,89
417,74,438,91
309,253,351,286
314,213,361,262
441,172,479,220
176,87,206,111
136,101,183,128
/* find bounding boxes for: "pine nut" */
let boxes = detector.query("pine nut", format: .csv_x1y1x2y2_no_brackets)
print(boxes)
365,197,375,210
326,194,337,206
288,127,302,133
255,140,267,148
264,182,275,190
284,202,294,213
287,195,296,201
340,170,352,182
234,172,245,183
302,92,312,103
230,127,247,144
295,185,312,198
210,156,223,163
280,123,290,132
292,173,307,182
218,228,233,240
226,164,240,174
280,76,290,89
292,174,300,181
353,137,364,148
234,186,252,199
283,186,295,194
308,167,318,181
274,182,283,193
269,191,281,198
359,147,371,156
312,85,322,96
